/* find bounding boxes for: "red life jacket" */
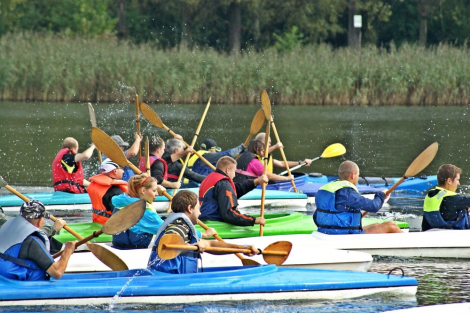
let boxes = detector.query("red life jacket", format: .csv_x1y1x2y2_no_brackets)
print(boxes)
87,174,128,225
198,171,237,204
139,156,168,180
52,148,85,194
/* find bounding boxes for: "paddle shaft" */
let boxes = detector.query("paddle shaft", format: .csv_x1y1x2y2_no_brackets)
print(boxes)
145,137,150,175
270,121,298,193
162,243,288,256
168,99,211,212
53,230,104,258
361,177,405,218
135,93,142,160
237,109,265,159
279,156,321,176
260,121,270,236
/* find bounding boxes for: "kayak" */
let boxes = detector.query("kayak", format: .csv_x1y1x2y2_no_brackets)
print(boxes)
0,265,417,306
65,243,374,272
54,213,409,243
387,303,470,313
0,187,308,214
258,173,437,193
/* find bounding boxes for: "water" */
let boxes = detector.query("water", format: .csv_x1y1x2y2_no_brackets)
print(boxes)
2,102,470,312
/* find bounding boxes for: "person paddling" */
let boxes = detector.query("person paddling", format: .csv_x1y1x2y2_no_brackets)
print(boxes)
0,201,76,281
314,160,401,234
422,164,470,231
111,173,167,249
148,190,259,274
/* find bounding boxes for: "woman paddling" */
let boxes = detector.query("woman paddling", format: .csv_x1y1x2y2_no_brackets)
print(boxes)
111,173,166,249
233,139,292,184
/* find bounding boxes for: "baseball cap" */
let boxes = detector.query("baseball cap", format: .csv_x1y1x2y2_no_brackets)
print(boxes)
20,200,50,219
201,138,221,152
111,135,129,147
100,158,120,173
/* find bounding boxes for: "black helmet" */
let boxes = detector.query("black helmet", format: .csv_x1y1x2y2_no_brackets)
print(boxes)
20,200,49,219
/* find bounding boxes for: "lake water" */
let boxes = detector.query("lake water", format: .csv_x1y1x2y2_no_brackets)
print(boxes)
1,101,470,312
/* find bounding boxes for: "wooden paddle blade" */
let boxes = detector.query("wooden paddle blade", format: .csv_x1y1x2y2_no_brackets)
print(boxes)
321,143,346,159
88,103,97,127
250,108,265,135
158,234,185,260
102,199,146,235
260,90,272,120
91,127,128,166
86,243,129,271
139,102,164,128
241,258,261,266
0,175,8,188
262,241,292,266
404,142,439,177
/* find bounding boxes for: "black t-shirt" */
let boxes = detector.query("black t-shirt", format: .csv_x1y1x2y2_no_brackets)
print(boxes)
18,236,54,271
102,185,125,213
61,153,78,173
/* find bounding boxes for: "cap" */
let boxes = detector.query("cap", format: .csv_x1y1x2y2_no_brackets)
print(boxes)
201,138,221,152
20,200,50,219
111,135,129,147
100,158,120,173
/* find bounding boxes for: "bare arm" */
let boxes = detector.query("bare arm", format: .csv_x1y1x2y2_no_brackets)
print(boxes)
196,239,259,256
47,241,76,279
74,144,95,163
125,132,143,158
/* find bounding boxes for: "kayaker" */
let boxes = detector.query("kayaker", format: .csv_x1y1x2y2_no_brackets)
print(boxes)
255,132,312,173
52,137,96,193
199,156,268,226
148,190,259,274
234,139,293,184
314,160,402,234
139,136,181,189
111,173,166,249
422,164,470,231
188,138,244,177
0,200,76,281
87,158,128,225
162,138,206,187
101,133,142,182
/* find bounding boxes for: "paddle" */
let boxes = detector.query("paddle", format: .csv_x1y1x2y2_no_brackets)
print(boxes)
87,103,102,164
158,234,292,266
0,175,131,271
236,108,265,159
145,136,150,176
53,199,147,259
167,98,211,213
361,142,439,218
159,191,260,266
279,143,347,176
91,127,142,175
139,101,216,170
259,121,270,236
135,91,142,160
260,90,298,193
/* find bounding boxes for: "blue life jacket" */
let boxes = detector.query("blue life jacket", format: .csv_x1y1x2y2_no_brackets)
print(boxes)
0,216,51,281
313,180,364,235
199,172,237,221
122,165,135,182
111,195,154,249
148,213,200,274
423,187,469,229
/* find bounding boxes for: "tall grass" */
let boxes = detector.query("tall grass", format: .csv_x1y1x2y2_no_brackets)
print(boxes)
1,32,469,105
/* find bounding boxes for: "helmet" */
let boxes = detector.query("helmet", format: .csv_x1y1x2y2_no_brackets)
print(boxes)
20,200,49,219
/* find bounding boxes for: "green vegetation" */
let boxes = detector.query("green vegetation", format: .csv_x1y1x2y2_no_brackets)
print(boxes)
1,33,469,105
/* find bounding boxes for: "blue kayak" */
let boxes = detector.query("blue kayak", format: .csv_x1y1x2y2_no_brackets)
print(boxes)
0,265,417,306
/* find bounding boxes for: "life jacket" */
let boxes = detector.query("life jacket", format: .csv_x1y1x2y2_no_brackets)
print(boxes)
88,174,128,225
148,213,200,274
423,187,468,229
191,150,216,177
265,154,273,173
112,199,155,249
139,155,168,180
0,216,51,281
313,180,364,235
52,148,85,193
199,171,237,221
188,150,208,170
233,151,258,184
121,165,135,182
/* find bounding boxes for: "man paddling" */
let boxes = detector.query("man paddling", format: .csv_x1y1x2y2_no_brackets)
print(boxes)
148,190,259,274
422,164,470,231
0,201,76,280
52,137,96,193
199,156,268,227
314,160,402,234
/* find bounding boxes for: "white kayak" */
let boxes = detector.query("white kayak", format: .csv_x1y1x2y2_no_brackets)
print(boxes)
387,303,470,313
65,243,373,273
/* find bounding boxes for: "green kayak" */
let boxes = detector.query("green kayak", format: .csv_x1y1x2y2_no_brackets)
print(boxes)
54,213,409,243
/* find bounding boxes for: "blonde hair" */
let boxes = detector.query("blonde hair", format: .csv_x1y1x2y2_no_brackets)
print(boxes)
128,173,157,198
216,156,237,170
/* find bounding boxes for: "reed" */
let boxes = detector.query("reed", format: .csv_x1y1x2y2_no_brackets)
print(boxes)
1,32,470,105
